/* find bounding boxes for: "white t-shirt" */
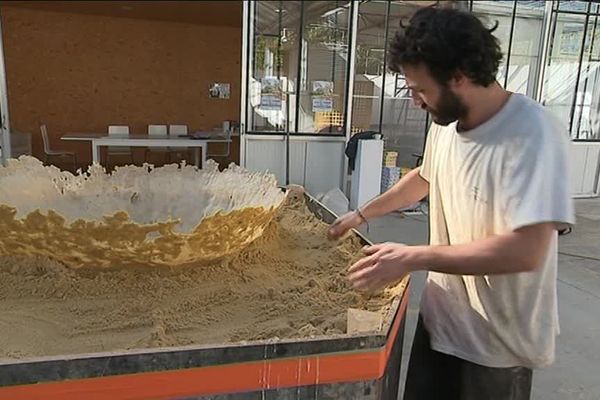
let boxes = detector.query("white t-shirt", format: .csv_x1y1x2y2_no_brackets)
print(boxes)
419,93,575,369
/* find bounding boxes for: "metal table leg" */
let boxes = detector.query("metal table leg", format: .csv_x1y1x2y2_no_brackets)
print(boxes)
92,140,101,164
201,144,207,169
194,147,200,168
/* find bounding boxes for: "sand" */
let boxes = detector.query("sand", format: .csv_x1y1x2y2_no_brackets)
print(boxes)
0,197,404,361
0,156,286,269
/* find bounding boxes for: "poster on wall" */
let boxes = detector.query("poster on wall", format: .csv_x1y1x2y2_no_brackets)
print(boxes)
209,83,230,99
260,77,283,110
311,80,334,112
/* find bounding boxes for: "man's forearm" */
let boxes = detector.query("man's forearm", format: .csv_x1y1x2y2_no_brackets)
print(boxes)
409,223,556,275
360,168,429,220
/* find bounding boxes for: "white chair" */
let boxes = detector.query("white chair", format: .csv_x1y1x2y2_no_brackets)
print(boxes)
169,125,188,136
168,125,189,163
40,124,77,170
148,124,168,136
207,128,232,159
145,124,169,163
106,125,133,167
11,130,32,157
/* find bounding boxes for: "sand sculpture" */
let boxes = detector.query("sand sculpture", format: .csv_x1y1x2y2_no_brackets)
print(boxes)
0,156,285,269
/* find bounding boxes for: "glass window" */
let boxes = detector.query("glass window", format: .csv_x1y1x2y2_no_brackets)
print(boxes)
297,2,351,134
350,0,388,135
471,1,514,85
247,1,351,135
543,11,588,138
506,1,545,97
573,12,600,139
246,0,600,143
531,1,600,141
558,1,591,13
249,1,302,133
381,1,429,170
349,0,429,169
469,1,545,98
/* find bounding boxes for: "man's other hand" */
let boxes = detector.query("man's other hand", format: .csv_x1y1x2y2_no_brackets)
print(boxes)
327,211,364,240
348,242,414,292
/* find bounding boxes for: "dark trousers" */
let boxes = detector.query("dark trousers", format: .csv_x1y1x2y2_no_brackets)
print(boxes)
403,316,533,400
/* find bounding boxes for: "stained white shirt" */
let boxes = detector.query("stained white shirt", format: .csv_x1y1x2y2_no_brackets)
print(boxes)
419,93,575,368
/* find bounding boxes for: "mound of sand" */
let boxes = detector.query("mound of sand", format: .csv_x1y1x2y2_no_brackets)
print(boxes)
0,197,404,360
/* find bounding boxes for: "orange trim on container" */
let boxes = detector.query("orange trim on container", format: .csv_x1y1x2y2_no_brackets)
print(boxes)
0,286,409,400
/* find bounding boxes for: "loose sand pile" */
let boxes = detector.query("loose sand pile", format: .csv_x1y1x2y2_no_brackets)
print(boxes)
0,196,404,361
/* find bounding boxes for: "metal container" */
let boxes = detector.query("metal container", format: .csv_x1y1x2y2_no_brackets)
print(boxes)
0,194,409,400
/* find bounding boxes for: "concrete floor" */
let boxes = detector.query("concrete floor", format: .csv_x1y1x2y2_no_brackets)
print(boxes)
359,198,600,400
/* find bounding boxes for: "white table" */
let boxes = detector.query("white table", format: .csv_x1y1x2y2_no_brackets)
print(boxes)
62,133,230,168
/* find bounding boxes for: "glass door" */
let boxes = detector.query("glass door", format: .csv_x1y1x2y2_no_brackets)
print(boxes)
246,1,353,136
242,1,354,188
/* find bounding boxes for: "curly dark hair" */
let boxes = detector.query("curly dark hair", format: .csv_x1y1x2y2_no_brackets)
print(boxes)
388,7,503,87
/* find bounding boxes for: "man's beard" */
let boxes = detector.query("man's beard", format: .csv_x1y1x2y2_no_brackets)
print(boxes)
423,86,468,126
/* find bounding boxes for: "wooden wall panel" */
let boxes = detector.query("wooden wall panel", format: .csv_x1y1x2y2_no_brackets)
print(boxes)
0,6,241,169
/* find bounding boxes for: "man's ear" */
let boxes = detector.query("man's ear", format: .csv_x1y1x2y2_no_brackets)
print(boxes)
448,70,467,89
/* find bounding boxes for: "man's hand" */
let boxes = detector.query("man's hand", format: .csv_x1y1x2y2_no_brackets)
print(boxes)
327,211,364,240
327,168,429,241
348,242,415,292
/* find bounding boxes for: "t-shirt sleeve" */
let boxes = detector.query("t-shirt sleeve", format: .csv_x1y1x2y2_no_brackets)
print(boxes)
419,124,438,182
501,118,575,231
